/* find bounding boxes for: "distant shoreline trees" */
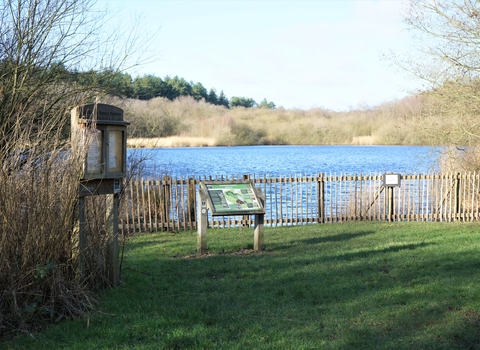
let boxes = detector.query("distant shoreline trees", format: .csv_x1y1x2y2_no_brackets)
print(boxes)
67,70,275,109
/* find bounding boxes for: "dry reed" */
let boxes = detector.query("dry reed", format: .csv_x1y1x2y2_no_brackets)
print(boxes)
118,95,428,146
0,119,113,338
127,136,217,148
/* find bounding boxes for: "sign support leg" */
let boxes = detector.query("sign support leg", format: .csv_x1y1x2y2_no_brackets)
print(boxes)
106,193,119,286
388,186,394,222
254,214,264,251
197,189,208,255
77,197,86,278
197,216,207,255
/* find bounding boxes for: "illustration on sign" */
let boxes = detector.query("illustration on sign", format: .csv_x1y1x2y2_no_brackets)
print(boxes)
205,183,264,214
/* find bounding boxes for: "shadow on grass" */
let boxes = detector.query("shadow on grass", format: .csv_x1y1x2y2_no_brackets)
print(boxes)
114,243,474,349
125,246,479,349
279,229,375,246
321,241,436,261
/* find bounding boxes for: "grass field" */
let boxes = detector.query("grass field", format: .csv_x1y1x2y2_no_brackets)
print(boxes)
4,221,480,349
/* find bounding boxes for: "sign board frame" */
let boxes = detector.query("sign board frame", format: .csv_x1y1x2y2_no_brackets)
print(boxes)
383,173,401,187
71,103,129,181
199,181,266,216
197,180,265,255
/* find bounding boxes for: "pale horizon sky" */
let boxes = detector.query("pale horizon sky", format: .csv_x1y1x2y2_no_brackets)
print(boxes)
101,0,421,111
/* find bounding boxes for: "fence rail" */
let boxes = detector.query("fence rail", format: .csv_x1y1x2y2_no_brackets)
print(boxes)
117,172,480,233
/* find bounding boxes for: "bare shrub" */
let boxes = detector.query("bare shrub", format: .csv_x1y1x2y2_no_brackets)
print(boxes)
0,0,155,338
439,147,480,173
0,109,128,339
0,126,98,337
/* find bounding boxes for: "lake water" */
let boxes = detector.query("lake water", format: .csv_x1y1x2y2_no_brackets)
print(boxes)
128,145,439,178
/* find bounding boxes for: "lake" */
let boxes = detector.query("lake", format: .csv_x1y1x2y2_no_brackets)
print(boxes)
128,145,439,178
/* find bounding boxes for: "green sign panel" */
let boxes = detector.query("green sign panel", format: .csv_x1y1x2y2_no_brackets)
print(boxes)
202,182,265,215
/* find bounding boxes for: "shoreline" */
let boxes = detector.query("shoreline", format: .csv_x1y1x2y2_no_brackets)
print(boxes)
126,136,425,148
127,136,217,148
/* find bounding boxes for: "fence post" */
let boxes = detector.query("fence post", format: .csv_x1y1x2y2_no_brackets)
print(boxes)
317,173,325,223
187,178,196,229
454,172,461,221
387,186,394,222
74,197,86,279
242,174,250,226
106,193,119,287
197,187,208,255
162,176,171,230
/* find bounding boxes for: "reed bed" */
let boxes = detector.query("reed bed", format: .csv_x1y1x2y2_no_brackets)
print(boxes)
0,128,113,339
127,136,217,148
114,95,425,147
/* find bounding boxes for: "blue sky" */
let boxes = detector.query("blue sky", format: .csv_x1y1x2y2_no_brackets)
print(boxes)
101,0,419,111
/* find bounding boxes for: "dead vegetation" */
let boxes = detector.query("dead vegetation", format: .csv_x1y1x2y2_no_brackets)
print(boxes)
116,94,427,147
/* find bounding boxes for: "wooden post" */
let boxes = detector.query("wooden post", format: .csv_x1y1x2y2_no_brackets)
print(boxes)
187,178,196,228
388,186,394,222
254,187,265,251
454,172,461,221
317,173,325,223
254,213,264,251
242,175,250,226
106,193,119,286
73,197,86,279
163,176,171,230
197,187,208,255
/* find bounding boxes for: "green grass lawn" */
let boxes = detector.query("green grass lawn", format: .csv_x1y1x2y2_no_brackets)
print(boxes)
4,221,480,349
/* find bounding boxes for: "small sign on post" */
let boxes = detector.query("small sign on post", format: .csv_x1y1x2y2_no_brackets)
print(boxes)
197,181,265,255
383,173,401,187
383,173,401,222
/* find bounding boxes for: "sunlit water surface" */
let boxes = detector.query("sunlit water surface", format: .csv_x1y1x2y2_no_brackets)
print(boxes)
128,145,438,178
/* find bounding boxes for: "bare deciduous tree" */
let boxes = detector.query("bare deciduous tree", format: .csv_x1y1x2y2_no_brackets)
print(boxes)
397,0,480,84
0,0,157,336
390,0,480,169
0,0,155,146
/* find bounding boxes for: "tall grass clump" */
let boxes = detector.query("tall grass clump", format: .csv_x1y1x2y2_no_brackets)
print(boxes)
0,120,102,338
0,100,140,339
0,0,156,339
0,104,128,340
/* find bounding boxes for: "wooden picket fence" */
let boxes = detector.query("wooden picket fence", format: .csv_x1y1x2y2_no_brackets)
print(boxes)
118,172,480,233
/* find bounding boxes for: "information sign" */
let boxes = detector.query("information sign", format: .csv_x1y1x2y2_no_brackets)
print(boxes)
197,181,266,254
86,129,102,174
108,130,123,173
202,182,265,215
383,173,401,187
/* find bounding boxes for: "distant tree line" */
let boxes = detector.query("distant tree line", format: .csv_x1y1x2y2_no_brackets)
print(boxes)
64,67,276,109
0,58,276,110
